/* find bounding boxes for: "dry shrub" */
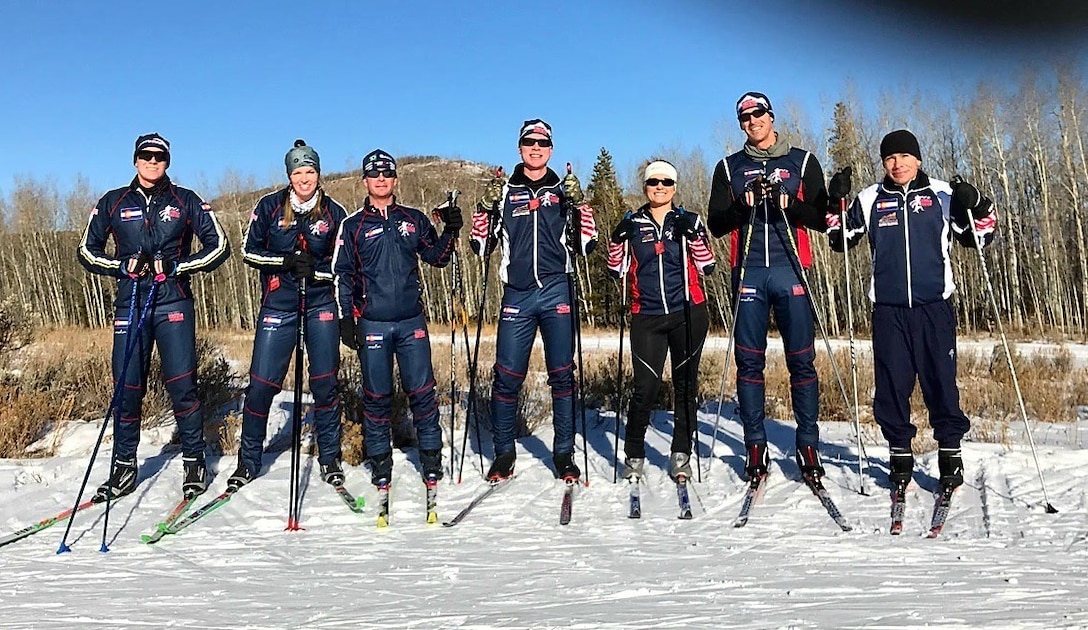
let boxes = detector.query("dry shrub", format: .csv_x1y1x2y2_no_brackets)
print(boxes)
0,298,33,357
2,328,241,458
0,389,73,458
205,410,243,456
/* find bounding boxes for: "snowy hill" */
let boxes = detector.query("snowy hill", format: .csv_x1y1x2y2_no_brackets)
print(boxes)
2,400,1087,629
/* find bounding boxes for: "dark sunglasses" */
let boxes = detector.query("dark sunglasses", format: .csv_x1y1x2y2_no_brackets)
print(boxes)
738,109,769,123
519,137,553,148
136,150,169,163
645,178,675,187
365,169,396,179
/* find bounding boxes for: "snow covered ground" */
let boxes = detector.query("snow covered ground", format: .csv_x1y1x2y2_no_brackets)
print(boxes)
2,400,1087,629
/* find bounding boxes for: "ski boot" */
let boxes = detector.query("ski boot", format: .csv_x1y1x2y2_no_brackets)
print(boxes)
320,458,346,487
745,442,769,482
553,452,581,482
937,447,964,490
669,452,692,482
182,455,207,500
368,452,394,488
94,458,138,502
796,445,826,484
227,458,257,492
487,451,516,482
420,449,443,483
622,457,645,482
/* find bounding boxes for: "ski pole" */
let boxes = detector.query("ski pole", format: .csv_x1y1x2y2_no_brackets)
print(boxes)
706,203,758,473
436,190,467,483
459,168,503,482
286,238,307,531
58,276,157,554
563,166,590,486
954,175,1057,513
612,239,629,483
677,208,702,482
838,181,869,495
770,186,864,489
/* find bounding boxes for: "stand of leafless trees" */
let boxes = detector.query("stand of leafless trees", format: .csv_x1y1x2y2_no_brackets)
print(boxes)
3,68,1088,340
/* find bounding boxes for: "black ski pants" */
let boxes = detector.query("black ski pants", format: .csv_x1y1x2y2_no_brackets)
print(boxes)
624,302,708,459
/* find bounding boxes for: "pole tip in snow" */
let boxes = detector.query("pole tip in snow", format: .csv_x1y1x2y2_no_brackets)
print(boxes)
1045,503,1059,514
56,543,71,554
99,543,110,553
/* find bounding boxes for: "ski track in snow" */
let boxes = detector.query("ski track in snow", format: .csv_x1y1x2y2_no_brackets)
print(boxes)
2,408,1088,629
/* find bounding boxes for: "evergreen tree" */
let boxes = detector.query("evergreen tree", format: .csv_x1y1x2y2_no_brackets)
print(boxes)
586,148,627,325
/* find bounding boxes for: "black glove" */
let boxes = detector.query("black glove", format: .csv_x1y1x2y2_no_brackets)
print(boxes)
284,250,315,280
828,167,852,201
610,216,635,244
152,257,177,280
441,204,464,234
339,317,358,350
952,179,990,219
672,211,700,241
120,252,150,278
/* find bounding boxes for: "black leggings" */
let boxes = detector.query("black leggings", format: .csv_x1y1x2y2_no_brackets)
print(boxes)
624,302,709,458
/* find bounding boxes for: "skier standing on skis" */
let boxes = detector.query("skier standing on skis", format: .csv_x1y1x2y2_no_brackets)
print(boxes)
826,129,996,497
470,119,598,482
706,92,833,484
77,132,230,502
228,140,349,491
606,159,715,483
333,150,461,489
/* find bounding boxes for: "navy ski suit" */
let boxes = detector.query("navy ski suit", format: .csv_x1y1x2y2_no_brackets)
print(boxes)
333,197,456,470
239,188,347,474
828,171,997,449
707,146,830,451
77,175,230,461
470,164,598,458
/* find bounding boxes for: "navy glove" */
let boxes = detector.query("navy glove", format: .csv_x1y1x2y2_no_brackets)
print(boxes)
441,204,464,235
284,250,315,280
673,211,700,241
339,317,358,350
828,167,852,201
952,179,990,219
610,216,635,244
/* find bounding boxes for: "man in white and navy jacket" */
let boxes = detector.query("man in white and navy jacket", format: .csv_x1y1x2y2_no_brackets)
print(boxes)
826,129,997,496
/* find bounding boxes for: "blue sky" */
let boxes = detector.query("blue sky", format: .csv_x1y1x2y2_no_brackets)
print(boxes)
3,1,1086,198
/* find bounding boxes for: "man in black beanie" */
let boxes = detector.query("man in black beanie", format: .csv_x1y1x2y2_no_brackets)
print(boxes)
78,132,230,502
825,128,998,531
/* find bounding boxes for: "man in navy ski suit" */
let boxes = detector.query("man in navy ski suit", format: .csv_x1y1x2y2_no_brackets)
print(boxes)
707,92,832,483
77,133,230,501
470,119,598,482
827,129,997,493
333,150,461,487
230,140,348,491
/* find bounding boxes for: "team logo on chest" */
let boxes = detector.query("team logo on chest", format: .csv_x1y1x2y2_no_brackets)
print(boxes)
159,205,181,222
768,168,791,184
909,196,933,213
310,220,330,236
397,220,416,237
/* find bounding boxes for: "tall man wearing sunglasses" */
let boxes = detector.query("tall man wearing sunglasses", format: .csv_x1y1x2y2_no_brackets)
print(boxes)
470,119,598,482
333,150,461,488
706,92,835,486
77,132,230,502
